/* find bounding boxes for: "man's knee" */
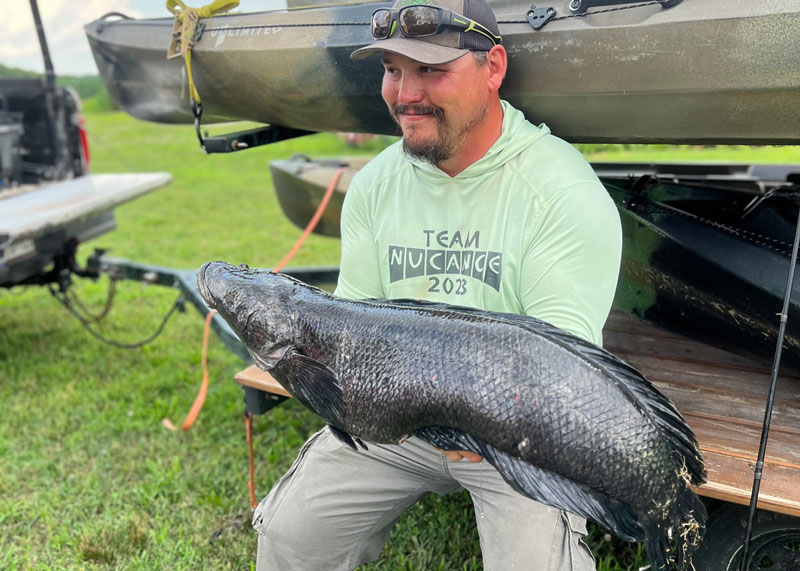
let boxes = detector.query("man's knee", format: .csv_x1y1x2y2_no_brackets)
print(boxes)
253,491,313,546
255,503,341,570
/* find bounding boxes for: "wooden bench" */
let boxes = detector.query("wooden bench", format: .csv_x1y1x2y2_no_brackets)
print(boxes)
234,310,800,518
235,365,291,415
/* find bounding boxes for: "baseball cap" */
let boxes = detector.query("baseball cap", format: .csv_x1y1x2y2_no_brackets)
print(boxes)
350,0,501,65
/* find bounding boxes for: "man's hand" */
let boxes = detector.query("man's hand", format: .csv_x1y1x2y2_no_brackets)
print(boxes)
439,449,484,463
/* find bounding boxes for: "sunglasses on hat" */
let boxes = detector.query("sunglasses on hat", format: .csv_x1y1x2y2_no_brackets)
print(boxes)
371,5,502,46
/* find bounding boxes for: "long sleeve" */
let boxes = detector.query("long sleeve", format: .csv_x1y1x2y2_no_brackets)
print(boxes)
519,181,622,345
335,180,385,300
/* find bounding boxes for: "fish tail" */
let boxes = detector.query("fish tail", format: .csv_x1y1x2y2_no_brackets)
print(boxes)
582,342,707,488
644,473,707,570
521,317,707,488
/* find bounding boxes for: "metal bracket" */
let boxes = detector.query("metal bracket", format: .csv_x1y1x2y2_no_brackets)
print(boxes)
569,0,682,13
188,77,313,152
194,21,206,43
526,5,557,29
624,174,656,209
242,386,289,415
202,125,315,154
191,100,205,148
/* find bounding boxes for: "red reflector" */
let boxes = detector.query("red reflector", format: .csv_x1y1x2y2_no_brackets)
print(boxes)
78,115,90,172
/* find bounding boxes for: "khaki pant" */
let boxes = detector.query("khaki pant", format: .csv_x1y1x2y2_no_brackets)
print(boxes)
253,427,595,571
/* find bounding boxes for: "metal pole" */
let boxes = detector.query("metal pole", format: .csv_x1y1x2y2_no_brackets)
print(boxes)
739,202,800,570
29,0,70,179
29,0,56,93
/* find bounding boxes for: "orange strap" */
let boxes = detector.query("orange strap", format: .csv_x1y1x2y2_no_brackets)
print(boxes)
162,307,216,431
245,167,344,503
246,413,257,507
273,168,344,273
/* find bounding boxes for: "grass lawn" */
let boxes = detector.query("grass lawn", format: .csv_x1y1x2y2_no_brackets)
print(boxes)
2,106,799,570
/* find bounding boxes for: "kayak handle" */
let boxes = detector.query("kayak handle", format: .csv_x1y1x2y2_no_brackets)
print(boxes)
95,12,132,34
569,0,681,13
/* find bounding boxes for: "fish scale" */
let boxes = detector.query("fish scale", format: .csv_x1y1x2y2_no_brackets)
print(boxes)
198,262,707,569
367,304,657,489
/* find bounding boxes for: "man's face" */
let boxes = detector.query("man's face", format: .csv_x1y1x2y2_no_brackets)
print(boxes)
381,51,491,165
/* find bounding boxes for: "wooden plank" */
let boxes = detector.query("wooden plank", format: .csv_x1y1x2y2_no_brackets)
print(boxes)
653,382,800,434
684,415,800,468
611,352,800,402
604,312,800,514
234,365,291,398
604,312,686,339
697,451,800,518
604,315,780,372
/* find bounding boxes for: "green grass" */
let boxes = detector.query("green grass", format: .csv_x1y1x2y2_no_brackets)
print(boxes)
2,106,799,569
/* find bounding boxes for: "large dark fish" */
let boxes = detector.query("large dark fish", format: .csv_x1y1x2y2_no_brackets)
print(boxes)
198,261,707,569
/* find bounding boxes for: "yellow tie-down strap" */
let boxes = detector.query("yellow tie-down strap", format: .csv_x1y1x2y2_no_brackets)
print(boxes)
167,0,239,19
166,0,240,105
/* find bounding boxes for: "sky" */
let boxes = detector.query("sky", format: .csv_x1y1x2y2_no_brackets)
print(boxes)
3,0,287,76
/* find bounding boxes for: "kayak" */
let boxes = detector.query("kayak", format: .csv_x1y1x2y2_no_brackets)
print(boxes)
269,154,369,238
84,0,800,144
268,155,800,368
605,163,800,371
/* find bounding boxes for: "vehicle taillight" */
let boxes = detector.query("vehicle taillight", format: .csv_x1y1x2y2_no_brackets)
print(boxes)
78,114,90,172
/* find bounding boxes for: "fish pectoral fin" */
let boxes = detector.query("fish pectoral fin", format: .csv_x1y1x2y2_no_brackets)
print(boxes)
327,425,369,451
414,426,484,456
328,425,359,451
414,426,642,543
289,351,346,427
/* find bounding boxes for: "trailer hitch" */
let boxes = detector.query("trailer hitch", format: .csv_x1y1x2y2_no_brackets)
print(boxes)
568,0,681,14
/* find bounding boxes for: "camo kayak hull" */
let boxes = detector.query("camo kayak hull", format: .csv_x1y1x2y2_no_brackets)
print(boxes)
84,0,800,144
269,155,370,238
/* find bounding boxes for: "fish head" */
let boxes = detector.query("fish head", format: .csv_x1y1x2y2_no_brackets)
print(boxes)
197,261,298,369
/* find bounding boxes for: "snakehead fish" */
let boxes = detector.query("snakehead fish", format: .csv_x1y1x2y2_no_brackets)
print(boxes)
197,261,707,569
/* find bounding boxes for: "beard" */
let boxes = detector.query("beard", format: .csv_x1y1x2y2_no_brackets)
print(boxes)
391,102,488,166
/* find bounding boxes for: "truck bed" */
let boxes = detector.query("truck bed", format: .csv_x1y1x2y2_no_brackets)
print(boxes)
604,311,800,517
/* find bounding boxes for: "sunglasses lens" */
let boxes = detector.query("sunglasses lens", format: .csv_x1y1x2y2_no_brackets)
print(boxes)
372,9,392,39
400,6,440,37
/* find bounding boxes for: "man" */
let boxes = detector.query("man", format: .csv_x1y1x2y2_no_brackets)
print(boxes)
252,0,622,568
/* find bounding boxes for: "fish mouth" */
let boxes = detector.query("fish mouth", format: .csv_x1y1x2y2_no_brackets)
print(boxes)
197,261,225,309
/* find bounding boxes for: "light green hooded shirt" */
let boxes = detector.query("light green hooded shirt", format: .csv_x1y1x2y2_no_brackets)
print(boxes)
335,101,621,345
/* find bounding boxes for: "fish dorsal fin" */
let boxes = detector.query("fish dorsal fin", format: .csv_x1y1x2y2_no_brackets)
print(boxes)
364,297,705,486
414,425,643,543
286,350,346,427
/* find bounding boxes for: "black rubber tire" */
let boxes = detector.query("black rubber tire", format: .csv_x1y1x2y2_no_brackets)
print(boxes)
691,504,800,571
